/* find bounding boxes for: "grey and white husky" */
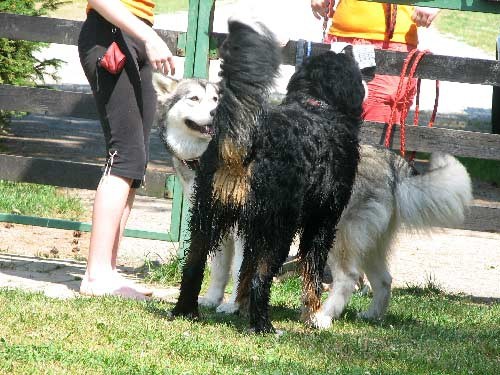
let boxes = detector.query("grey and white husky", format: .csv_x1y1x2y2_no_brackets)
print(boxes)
154,73,472,328
153,74,245,313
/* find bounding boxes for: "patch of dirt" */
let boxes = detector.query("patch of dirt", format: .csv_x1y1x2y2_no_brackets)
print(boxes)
0,222,90,261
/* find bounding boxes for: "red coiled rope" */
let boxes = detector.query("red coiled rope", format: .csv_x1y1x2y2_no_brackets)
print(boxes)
384,49,439,158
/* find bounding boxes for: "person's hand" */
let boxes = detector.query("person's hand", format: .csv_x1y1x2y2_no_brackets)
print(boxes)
311,0,329,20
144,30,176,76
412,7,439,28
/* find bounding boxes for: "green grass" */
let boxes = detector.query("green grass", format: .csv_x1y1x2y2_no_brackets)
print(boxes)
0,277,498,374
0,180,84,220
143,257,184,285
434,10,500,56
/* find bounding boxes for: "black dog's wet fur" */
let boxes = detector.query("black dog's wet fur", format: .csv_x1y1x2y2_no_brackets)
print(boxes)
171,20,364,333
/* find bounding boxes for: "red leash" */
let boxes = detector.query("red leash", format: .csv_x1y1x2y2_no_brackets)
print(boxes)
384,49,439,158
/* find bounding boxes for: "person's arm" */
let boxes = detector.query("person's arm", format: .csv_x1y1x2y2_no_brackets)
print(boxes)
88,0,175,75
412,7,440,28
311,0,329,20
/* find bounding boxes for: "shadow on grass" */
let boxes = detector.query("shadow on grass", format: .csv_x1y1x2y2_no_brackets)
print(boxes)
0,252,151,292
143,282,500,339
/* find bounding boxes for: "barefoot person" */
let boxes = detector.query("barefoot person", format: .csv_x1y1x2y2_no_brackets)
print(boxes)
78,0,175,299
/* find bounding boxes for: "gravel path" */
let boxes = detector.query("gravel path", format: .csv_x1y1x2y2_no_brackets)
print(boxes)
1,3,499,301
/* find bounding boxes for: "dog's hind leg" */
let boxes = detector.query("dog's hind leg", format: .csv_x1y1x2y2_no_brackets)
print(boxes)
239,224,295,333
298,218,337,329
358,222,395,320
248,246,291,334
358,252,392,320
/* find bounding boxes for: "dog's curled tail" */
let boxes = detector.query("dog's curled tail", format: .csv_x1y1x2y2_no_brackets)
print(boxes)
395,153,473,231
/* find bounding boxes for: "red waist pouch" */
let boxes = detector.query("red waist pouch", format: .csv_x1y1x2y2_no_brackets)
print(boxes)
99,41,126,74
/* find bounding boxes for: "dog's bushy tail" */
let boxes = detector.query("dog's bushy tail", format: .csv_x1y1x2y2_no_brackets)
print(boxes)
395,154,472,231
220,18,281,99
216,18,281,145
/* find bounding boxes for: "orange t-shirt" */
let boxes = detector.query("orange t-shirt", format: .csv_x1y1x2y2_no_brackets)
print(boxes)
329,0,418,46
87,0,155,25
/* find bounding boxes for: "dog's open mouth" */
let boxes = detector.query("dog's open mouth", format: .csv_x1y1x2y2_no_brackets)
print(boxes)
185,119,214,136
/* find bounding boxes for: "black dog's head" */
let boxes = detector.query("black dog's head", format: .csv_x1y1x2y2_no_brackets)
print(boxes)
286,49,366,117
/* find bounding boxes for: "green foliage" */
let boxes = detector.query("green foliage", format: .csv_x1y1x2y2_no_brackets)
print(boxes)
0,0,66,126
144,257,185,285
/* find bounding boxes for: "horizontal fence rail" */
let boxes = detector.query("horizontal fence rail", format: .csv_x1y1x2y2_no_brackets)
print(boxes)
0,12,179,53
0,154,174,198
362,122,500,160
0,85,98,119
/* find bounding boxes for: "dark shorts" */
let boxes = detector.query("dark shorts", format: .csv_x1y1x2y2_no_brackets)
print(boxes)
78,10,157,188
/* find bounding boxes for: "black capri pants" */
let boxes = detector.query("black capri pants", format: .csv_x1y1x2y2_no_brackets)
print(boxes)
78,10,157,188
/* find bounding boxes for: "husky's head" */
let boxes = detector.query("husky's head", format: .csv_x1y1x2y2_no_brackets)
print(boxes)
153,74,219,160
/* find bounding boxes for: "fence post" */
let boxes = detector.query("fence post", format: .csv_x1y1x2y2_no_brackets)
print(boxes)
177,0,215,259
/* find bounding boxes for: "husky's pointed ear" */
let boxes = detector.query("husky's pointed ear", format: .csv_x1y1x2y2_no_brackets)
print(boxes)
153,73,179,96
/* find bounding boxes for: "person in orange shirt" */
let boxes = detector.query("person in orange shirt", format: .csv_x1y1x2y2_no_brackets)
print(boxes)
78,0,175,299
311,0,438,123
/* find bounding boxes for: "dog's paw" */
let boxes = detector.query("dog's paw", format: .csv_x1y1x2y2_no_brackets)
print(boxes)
171,305,200,320
198,295,222,308
249,322,276,335
308,311,333,330
216,302,239,314
357,310,381,321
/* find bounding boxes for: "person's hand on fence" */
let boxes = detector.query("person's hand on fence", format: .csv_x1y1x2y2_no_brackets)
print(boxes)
143,30,176,76
311,0,329,20
412,7,440,28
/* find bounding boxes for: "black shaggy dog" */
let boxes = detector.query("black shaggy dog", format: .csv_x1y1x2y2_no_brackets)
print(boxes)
171,18,365,333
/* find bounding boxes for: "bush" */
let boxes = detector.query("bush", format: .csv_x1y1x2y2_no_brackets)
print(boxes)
0,0,66,127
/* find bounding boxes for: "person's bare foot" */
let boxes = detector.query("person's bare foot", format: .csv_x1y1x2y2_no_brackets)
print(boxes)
79,275,149,300
113,271,153,296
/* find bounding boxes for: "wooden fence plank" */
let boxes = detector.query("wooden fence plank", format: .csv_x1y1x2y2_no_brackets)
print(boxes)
361,122,500,160
1,85,499,160
461,205,500,233
0,13,179,52
0,154,173,198
282,41,500,86
0,84,97,119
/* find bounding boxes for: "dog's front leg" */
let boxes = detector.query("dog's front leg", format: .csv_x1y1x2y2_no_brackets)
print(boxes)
171,229,210,319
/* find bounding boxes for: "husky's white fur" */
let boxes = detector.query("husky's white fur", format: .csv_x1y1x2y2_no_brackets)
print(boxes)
154,73,473,327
